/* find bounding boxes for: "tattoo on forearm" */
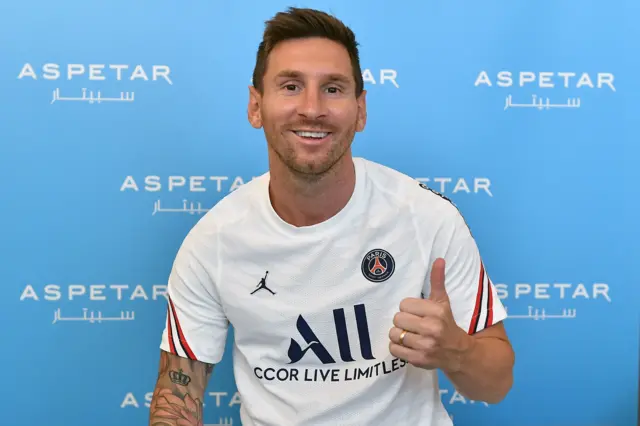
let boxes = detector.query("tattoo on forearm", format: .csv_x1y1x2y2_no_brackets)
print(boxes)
149,351,215,426
149,387,203,426
169,369,192,385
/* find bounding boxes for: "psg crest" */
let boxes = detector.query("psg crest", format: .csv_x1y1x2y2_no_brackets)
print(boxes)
361,249,395,283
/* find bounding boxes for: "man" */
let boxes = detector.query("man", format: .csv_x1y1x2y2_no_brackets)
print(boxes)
149,7,515,426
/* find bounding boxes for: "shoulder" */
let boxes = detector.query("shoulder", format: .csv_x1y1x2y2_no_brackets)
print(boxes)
180,172,269,249
358,157,462,222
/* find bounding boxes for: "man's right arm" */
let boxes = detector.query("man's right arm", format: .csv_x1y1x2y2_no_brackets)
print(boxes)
150,224,230,425
149,350,215,426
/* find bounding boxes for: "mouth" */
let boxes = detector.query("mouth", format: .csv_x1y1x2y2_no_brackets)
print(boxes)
293,130,331,139
291,130,332,142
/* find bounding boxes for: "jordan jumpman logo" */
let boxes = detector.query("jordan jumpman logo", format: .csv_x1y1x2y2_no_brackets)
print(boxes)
251,271,276,295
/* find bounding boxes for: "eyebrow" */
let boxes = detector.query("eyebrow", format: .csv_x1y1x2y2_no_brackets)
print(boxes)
274,69,352,85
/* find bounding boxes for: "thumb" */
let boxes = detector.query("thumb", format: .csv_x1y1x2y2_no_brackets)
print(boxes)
428,258,449,302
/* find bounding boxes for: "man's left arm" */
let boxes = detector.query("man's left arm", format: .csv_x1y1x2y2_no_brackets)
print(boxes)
435,206,514,404
443,319,514,404
390,202,515,404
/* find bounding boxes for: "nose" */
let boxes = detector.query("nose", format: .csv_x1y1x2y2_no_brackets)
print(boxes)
297,86,327,119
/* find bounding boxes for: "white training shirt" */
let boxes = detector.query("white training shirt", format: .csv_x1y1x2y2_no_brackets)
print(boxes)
159,157,508,426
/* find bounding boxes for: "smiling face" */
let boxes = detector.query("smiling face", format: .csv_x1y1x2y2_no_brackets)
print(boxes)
248,37,367,178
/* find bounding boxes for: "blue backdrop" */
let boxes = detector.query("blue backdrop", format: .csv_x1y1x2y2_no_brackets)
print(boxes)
1,1,638,425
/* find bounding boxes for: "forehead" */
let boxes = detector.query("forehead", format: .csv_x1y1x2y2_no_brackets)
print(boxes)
265,37,354,81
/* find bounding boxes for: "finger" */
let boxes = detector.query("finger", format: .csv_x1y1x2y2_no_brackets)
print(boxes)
392,311,425,335
428,258,448,302
389,326,437,351
393,311,445,338
389,326,420,349
388,342,435,369
389,341,418,360
399,297,443,318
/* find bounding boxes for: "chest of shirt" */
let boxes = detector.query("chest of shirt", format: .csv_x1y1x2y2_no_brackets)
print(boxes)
216,230,430,365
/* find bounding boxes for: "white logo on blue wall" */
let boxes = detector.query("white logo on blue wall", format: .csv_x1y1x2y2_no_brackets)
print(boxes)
17,63,173,84
474,70,616,111
17,62,173,105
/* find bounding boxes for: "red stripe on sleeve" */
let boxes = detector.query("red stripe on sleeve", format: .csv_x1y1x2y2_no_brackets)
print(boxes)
486,276,494,327
467,262,485,335
169,297,198,360
167,304,176,354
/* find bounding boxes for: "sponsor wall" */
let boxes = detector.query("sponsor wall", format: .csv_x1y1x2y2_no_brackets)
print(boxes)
1,1,638,425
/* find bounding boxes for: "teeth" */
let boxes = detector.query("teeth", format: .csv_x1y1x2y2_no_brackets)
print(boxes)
295,131,329,139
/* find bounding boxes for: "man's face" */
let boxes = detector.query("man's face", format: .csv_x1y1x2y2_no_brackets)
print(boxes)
248,37,367,177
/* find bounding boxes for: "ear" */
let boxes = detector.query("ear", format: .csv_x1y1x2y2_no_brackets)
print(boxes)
355,89,367,132
247,86,263,129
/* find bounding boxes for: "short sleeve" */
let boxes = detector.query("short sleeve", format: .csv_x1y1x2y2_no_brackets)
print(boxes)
159,227,229,364
422,204,507,335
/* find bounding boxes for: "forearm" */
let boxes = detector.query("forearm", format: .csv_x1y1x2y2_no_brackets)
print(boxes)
149,350,214,426
443,335,515,404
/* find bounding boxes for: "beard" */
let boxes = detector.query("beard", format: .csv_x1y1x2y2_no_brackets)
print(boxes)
266,123,356,180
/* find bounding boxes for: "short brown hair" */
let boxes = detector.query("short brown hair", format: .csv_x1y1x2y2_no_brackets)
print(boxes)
251,7,364,96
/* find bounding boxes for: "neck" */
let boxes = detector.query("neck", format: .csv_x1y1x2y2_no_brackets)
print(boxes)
268,153,356,228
